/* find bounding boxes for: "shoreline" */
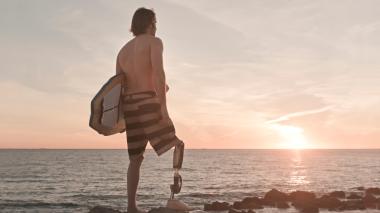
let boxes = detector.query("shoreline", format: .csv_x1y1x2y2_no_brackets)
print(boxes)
89,187,380,213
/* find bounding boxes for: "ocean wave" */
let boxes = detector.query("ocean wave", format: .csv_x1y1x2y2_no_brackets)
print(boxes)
204,186,222,190
0,201,80,208
2,179,46,183
70,194,127,200
180,192,222,198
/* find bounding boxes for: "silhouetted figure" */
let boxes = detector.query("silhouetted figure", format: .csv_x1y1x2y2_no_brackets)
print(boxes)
116,8,186,213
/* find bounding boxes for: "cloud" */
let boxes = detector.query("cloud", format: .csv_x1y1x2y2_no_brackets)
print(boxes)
266,106,333,124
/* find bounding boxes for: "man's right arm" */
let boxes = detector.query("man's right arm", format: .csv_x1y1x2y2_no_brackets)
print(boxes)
150,37,169,117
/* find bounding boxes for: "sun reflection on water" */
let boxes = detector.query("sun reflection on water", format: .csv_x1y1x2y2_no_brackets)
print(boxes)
288,150,310,187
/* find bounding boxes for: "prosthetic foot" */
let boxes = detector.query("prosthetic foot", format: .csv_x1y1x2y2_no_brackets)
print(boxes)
166,141,192,211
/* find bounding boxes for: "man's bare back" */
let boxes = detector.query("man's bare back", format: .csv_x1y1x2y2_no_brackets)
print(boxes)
116,33,169,117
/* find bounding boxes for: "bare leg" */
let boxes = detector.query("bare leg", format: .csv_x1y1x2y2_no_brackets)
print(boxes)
127,154,147,213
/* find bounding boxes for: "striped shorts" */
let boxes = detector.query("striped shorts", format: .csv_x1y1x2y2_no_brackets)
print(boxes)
122,91,182,159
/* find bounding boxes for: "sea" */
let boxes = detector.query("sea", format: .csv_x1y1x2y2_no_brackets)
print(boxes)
1,149,380,213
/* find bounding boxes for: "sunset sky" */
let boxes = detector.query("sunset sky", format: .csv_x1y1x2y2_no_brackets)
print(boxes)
1,0,379,149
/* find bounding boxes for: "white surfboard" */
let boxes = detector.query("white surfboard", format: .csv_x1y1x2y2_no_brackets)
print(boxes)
89,73,126,136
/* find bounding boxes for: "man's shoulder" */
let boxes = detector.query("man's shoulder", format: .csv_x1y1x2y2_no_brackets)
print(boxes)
150,36,163,48
151,36,162,42
117,37,137,54
118,39,133,53
124,36,162,46
118,36,163,54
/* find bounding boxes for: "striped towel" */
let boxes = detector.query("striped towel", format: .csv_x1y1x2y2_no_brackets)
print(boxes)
122,90,182,157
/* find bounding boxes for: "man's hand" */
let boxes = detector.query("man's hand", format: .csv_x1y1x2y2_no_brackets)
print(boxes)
161,102,170,119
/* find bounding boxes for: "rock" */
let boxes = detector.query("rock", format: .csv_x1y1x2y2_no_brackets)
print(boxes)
228,208,254,213
338,200,366,211
355,186,365,191
231,196,263,210
300,205,319,213
89,206,190,213
263,189,289,203
366,187,380,195
241,197,261,205
228,208,239,213
232,202,243,209
289,191,317,209
232,200,263,210
329,191,345,198
228,208,246,213
240,197,263,209
363,193,377,203
89,206,124,213
276,201,290,209
362,194,377,208
347,193,362,199
148,207,188,213
204,201,230,211
289,191,316,202
260,199,275,207
316,195,342,210
229,209,240,213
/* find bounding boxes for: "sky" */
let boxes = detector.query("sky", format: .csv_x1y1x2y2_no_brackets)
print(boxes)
1,0,379,149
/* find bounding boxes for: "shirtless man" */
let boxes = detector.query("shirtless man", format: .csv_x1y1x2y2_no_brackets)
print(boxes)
116,8,169,213
116,9,169,119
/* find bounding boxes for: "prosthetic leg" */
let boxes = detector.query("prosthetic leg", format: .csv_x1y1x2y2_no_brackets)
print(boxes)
166,141,192,211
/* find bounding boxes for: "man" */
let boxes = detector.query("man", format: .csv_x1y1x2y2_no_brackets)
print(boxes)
116,8,183,213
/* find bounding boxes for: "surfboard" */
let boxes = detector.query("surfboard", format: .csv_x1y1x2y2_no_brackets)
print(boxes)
89,73,126,136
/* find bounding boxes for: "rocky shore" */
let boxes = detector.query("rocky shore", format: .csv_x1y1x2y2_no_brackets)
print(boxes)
89,187,380,213
88,206,188,213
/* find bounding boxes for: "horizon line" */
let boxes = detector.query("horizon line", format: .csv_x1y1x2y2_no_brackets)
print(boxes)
1,148,379,150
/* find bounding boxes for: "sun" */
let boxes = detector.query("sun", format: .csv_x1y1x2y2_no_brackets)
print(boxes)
269,124,309,149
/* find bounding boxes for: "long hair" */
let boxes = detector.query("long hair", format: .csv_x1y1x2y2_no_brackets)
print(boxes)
130,7,156,36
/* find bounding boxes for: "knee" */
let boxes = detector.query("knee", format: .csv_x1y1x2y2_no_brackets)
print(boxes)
176,140,184,149
129,153,144,165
